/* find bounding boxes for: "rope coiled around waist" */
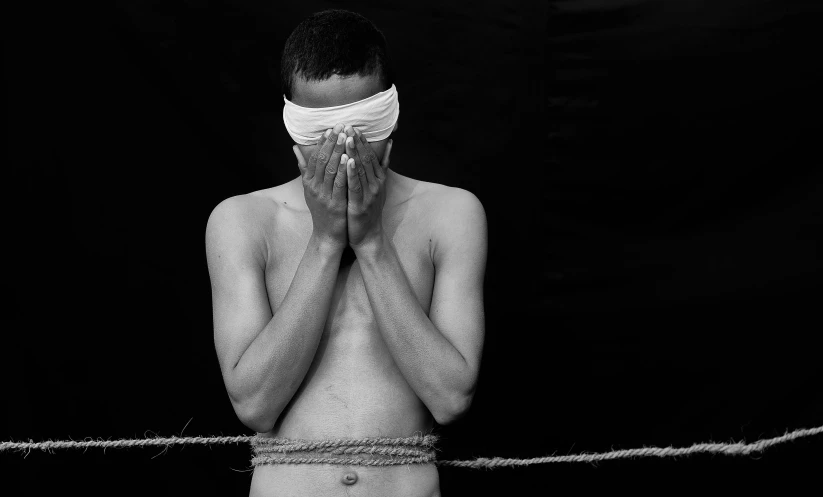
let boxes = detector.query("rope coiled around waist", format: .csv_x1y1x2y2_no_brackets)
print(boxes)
250,433,439,467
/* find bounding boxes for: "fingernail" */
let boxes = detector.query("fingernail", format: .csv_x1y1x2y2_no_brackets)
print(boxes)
347,137,353,147
324,129,331,138
337,133,345,144
333,123,343,134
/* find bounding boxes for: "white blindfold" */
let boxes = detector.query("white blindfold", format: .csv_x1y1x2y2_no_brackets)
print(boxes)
283,84,399,145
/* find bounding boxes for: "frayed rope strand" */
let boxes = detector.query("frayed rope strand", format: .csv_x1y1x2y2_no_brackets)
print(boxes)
1,424,821,468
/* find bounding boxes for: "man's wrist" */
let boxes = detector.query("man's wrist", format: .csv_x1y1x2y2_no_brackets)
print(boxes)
351,231,387,259
309,232,346,258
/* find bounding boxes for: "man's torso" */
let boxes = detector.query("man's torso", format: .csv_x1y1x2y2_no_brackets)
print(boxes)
246,173,448,497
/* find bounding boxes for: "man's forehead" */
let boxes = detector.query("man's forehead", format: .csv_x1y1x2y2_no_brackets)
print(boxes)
291,73,384,108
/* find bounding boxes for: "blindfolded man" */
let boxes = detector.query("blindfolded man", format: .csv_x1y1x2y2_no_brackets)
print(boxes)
206,9,487,496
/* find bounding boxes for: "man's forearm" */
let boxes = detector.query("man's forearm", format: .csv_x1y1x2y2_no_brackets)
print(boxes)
354,231,472,424
230,235,343,432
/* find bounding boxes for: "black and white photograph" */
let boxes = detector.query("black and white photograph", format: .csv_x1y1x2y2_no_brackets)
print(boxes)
4,0,822,495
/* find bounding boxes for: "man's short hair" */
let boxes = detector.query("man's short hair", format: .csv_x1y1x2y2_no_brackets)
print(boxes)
280,9,396,101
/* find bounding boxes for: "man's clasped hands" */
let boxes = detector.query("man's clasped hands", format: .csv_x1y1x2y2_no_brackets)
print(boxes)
293,124,393,253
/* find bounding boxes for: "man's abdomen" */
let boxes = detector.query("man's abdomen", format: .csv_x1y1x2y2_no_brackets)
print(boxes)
249,326,440,497
249,462,440,497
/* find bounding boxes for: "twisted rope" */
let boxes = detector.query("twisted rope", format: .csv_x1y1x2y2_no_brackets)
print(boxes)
250,434,438,449
250,434,439,466
1,424,821,468
0,435,255,453
438,424,823,468
255,445,432,457
251,455,435,466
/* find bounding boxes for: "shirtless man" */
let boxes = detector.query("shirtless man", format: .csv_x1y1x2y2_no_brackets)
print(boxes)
206,9,487,496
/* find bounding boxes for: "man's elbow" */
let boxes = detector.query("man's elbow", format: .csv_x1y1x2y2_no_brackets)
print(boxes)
233,398,279,434
433,391,474,426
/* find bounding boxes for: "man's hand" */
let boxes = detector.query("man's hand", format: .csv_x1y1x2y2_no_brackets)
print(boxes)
293,124,350,252
345,128,393,249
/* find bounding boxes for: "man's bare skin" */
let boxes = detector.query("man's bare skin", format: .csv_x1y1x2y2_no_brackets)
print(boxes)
206,74,487,497
247,171,441,495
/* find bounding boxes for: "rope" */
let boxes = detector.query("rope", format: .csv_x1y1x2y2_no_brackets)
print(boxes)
0,435,254,453
250,433,438,466
439,424,823,468
1,424,821,468
252,455,436,466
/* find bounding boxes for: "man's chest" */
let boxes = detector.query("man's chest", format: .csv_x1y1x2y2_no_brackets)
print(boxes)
263,204,437,322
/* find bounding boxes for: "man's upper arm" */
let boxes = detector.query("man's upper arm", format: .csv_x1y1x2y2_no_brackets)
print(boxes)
205,196,273,389
429,188,488,388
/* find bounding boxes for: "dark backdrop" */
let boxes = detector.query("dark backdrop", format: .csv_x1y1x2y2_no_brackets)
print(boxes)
5,0,822,495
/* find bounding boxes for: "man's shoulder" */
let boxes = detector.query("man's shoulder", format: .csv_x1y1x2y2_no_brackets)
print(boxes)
421,183,486,265
207,191,276,230
418,182,484,223
205,189,282,259
207,177,301,226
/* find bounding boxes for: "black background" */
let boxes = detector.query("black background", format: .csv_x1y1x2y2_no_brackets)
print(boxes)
4,0,822,495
